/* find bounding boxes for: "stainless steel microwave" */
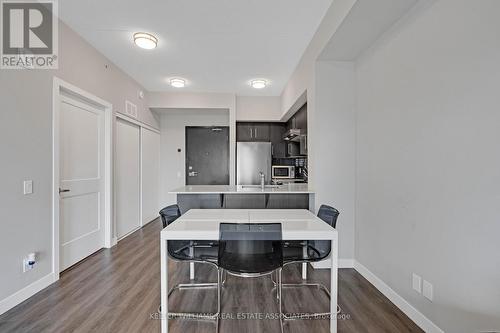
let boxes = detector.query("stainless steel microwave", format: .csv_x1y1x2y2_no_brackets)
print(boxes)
272,165,295,179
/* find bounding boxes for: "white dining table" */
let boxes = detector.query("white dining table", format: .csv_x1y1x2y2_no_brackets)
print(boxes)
160,209,338,333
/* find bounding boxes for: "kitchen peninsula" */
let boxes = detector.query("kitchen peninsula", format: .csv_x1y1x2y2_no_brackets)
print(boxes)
169,184,314,213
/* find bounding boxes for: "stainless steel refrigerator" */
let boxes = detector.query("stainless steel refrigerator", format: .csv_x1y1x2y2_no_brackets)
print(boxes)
236,142,272,185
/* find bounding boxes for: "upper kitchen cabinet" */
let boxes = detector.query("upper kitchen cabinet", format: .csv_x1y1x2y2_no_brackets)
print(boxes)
269,123,286,158
253,123,270,141
286,103,307,133
236,122,270,142
236,122,253,141
295,104,307,134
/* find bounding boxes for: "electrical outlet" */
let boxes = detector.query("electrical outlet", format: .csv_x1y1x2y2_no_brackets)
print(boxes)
23,258,33,272
23,180,33,195
412,273,422,293
22,253,36,272
423,280,433,301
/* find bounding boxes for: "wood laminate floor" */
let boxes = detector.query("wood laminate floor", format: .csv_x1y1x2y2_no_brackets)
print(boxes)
0,220,423,333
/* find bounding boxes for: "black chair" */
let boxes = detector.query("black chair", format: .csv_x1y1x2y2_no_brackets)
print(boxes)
159,205,219,262
159,204,221,325
218,223,284,332
276,204,339,321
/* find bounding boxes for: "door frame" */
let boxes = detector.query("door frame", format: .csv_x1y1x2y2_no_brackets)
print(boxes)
52,77,113,280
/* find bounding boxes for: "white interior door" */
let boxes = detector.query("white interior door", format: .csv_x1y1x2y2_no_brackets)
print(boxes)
115,118,141,239
141,128,160,224
59,95,105,271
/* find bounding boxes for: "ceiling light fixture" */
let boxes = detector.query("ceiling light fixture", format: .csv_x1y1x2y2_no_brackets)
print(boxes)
251,79,267,89
133,32,158,49
170,78,186,88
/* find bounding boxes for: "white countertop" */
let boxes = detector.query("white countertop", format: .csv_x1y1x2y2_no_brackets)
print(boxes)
168,184,314,194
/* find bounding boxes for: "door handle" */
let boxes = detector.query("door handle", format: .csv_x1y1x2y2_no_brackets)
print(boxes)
188,171,199,177
59,188,70,193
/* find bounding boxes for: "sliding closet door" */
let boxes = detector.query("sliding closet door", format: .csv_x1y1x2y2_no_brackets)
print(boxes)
141,128,160,224
115,118,140,239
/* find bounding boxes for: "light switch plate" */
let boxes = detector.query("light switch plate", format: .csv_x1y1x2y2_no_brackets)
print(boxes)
412,273,422,293
423,280,433,301
23,180,33,195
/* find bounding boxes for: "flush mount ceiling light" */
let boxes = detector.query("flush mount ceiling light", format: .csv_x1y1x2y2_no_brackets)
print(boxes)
251,79,267,89
133,32,158,49
170,78,186,88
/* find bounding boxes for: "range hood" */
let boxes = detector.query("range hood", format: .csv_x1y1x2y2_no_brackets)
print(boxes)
283,128,301,142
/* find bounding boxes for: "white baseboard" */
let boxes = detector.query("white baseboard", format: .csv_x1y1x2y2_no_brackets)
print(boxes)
311,258,354,269
0,273,55,316
353,261,444,333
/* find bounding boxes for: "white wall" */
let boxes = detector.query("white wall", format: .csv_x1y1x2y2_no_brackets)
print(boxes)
0,21,156,314
355,1,500,331
236,96,281,121
159,109,230,206
313,61,356,261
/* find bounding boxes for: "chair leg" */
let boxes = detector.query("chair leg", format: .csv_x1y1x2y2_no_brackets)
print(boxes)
216,268,222,332
278,263,332,320
302,245,308,279
281,281,331,320
165,263,221,321
278,268,284,333
222,269,227,286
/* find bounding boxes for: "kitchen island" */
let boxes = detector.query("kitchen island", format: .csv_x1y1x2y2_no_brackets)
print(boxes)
169,184,314,212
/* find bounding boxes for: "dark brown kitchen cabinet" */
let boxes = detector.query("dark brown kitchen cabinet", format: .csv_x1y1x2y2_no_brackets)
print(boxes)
236,123,254,141
286,103,307,133
236,122,270,142
295,104,307,134
269,123,286,158
252,123,270,141
236,122,287,157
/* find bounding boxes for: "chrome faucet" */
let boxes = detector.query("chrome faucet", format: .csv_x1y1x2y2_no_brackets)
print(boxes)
259,172,265,190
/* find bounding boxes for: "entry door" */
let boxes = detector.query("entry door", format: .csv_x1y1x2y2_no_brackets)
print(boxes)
115,118,141,239
59,95,105,271
186,127,229,185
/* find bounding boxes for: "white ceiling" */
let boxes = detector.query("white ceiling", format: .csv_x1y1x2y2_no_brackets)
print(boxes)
59,0,332,96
